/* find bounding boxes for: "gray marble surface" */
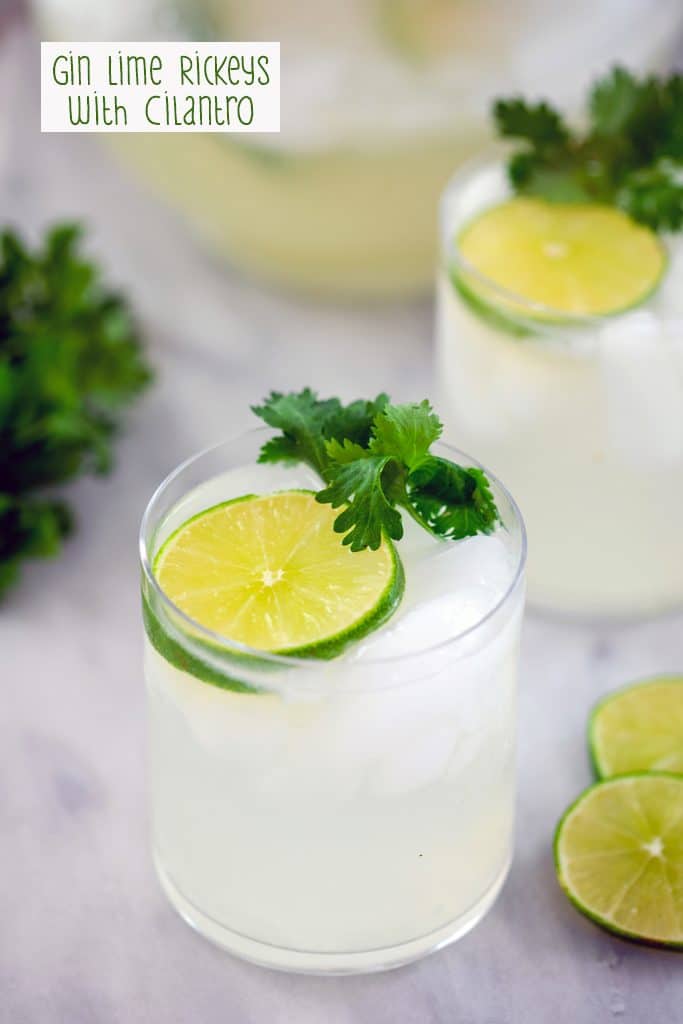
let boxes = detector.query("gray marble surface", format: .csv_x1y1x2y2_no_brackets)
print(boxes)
2,21,682,1024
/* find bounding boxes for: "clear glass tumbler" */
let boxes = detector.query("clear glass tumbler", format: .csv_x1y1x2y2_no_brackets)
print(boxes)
436,159,683,620
139,430,526,973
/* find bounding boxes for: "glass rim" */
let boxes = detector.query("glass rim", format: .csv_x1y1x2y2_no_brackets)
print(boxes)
139,427,527,670
440,152,664,331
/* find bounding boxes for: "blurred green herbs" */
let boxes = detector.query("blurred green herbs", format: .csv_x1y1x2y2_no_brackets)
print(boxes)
494,67,683,231
0,224,151,598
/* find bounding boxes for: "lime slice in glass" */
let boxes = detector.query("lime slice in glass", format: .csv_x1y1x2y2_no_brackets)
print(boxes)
555,773,683,948
590,677,683,778
457,197,666,318
154,490,403,657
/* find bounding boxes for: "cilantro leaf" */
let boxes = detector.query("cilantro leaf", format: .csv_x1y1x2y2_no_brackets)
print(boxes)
369,400,441,466
0,224,151,599
589,66,644,137
253,389,388,480
406,457,499,539
257,433,301,465
317,455,404,551
252,389,340,478
494,67,683,232
325,394,389,449
494,98,569,147
324,437,370,464
618,160,683,231
254,390,500,552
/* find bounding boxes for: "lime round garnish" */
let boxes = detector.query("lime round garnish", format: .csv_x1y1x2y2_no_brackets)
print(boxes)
154,490,403,657
457,197,666,318
555,773,683,948
590,677,683,778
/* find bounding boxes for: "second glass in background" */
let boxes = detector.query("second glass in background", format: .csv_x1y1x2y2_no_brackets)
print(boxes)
436,159,683,619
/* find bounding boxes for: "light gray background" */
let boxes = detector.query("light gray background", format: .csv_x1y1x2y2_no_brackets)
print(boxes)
2,21,682,1024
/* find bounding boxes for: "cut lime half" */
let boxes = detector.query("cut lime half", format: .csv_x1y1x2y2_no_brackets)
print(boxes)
590,677,683,778
153,490,403,658
456,197,666,321
555,773,683,948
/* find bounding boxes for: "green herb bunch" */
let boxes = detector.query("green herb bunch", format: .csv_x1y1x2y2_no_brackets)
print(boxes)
494,67,683,231
0,224,151,597
253,389,499,551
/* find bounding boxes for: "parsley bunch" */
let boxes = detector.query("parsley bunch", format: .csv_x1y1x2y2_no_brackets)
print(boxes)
0,224,151,597
494,67,683,231
253,389,499,551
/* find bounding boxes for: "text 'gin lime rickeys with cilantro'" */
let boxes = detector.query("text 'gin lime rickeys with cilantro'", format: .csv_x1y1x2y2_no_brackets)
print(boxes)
140,391,526,973
437,68,683,618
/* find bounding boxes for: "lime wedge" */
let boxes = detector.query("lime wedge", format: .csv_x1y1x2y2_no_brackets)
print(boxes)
153,490,403,657
590,677,683,778
555,773,683,948
457,198,666,318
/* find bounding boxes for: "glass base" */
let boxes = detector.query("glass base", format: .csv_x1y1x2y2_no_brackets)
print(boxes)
154,854,510,974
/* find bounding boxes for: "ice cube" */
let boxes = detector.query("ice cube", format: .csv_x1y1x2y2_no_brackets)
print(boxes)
353,531,511,661
354,590,492,660
146,643,290,761
403,531,513,607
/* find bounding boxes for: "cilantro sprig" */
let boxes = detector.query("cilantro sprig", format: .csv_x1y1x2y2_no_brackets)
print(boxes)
0,224,151,597
252,390,499,551
494,67,683,231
